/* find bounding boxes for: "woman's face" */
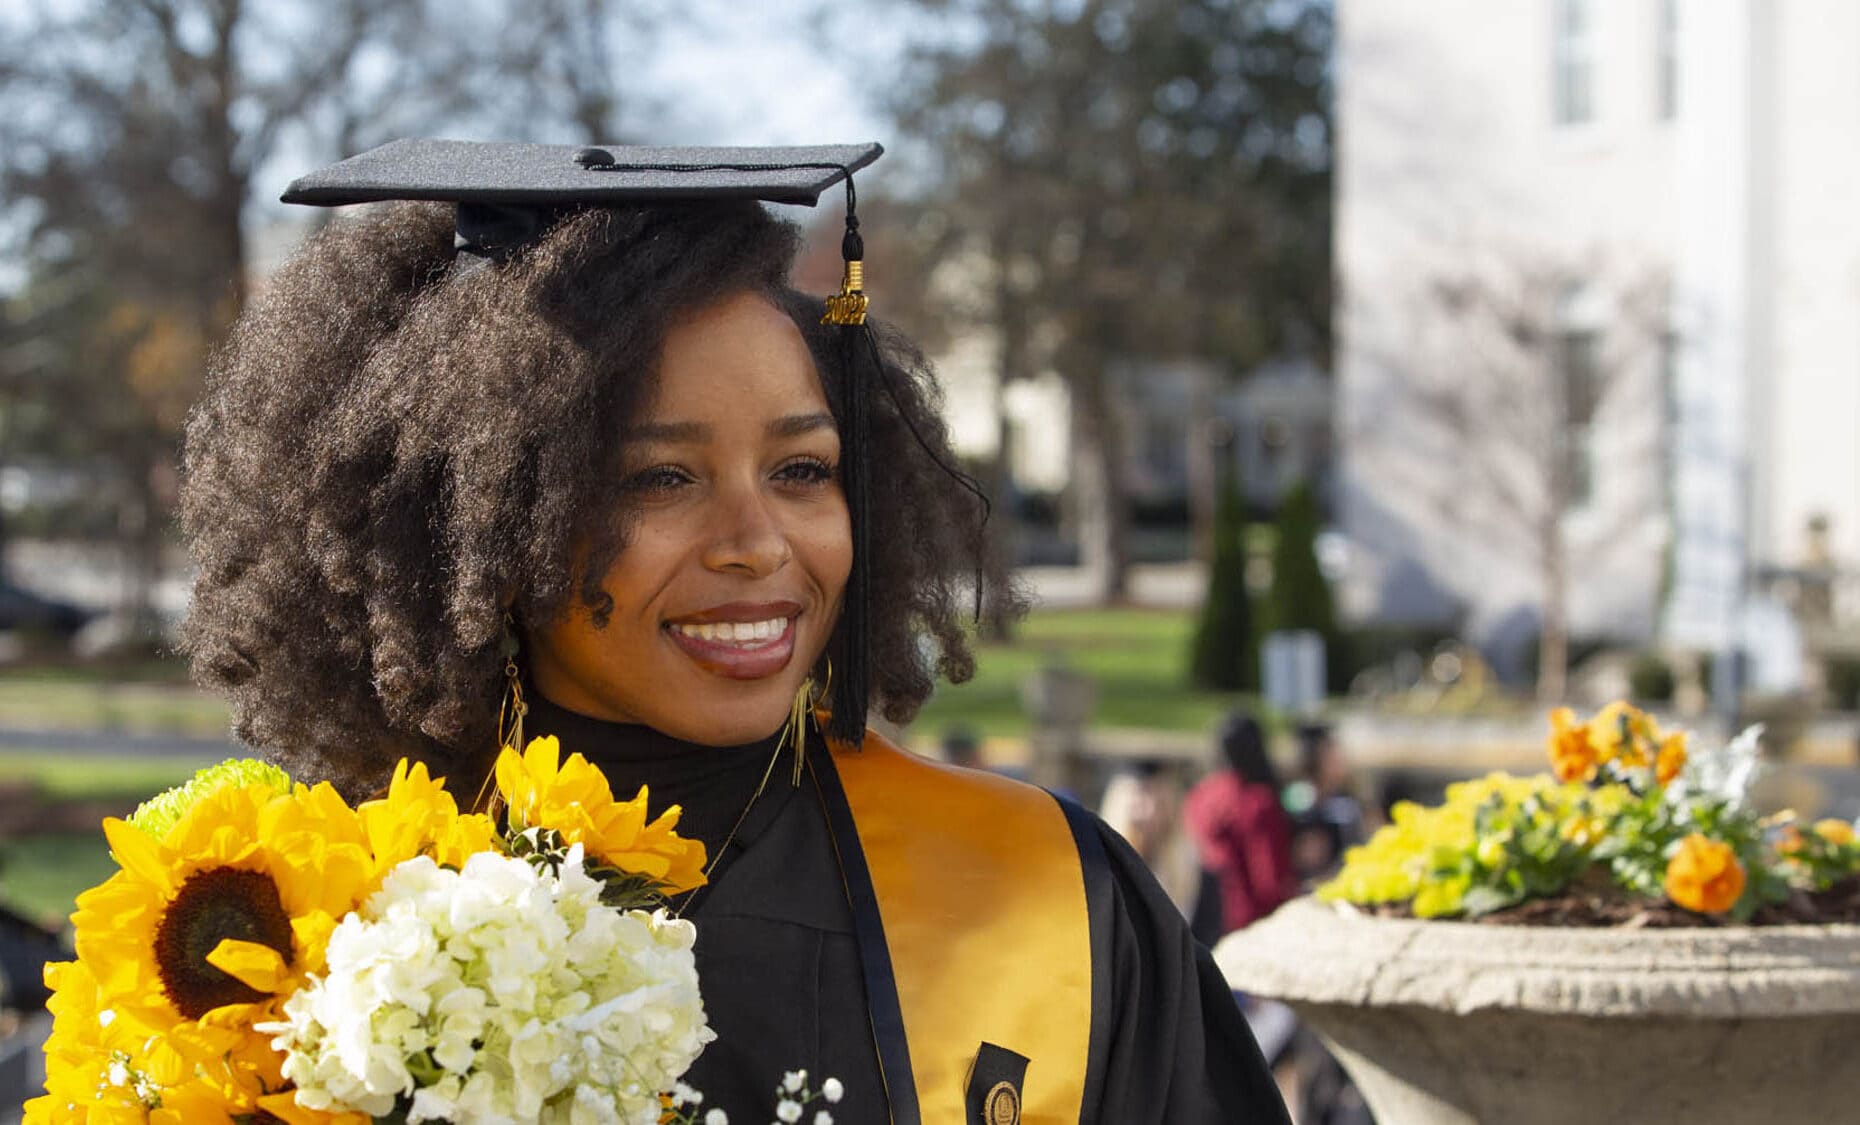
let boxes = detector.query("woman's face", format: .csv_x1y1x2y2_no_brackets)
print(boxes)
525,291,852,744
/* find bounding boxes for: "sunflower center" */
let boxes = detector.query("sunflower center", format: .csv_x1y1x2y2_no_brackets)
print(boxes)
153,866,294,1020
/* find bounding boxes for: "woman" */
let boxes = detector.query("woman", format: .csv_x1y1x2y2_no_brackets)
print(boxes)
180,140,1286,1124
1184,713,1299,934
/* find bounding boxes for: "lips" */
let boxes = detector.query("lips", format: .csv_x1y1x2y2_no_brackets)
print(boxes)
663,601,801,680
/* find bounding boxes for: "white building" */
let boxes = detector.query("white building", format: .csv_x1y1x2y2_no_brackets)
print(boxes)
1336,0,1860,680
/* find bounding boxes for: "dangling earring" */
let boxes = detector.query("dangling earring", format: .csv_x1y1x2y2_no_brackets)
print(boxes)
497,614,528,754
778,661,831,786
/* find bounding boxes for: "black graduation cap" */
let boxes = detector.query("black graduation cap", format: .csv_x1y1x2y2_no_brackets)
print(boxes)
283,138,882,276
279,138,944,750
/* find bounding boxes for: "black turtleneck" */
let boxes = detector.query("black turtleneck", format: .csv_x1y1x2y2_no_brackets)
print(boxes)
525,695,889,1123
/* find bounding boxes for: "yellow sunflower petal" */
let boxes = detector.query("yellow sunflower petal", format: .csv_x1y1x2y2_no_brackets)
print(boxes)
206,938,290,993
103,817,174,895
522,734,564,784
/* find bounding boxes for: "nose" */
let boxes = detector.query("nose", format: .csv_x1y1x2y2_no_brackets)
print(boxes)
700,479,793,578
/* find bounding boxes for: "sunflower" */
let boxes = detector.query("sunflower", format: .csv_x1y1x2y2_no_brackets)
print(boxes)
72,779,375,1113
495,735,707,893
355,758,499,877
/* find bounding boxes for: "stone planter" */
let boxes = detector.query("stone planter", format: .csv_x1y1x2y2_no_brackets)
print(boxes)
1216,897,1860,1125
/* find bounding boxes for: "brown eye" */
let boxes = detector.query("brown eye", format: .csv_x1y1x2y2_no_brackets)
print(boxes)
774,457,836,486
626,465,694,493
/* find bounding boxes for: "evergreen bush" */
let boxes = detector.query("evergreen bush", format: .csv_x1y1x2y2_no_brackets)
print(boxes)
1628,652,1676,703
1189,479,1256,691
1262,479,1345,687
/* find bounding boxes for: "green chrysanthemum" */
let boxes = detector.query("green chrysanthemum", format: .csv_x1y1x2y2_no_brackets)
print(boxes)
129,758,293,842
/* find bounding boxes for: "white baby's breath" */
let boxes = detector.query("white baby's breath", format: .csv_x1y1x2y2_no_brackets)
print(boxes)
264,848,713,1124
821,1077,842,1103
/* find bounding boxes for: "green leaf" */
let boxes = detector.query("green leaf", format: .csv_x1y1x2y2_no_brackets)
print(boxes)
1461,884,1523,917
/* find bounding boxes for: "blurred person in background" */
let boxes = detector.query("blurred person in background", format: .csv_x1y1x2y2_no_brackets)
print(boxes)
1184,712,1299,934
1185,714,1303,1109
1282,722,1367,886
1100,758,1223,946
938,723,983,769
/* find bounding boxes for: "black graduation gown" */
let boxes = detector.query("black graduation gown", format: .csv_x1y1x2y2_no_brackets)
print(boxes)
529,697,1289,1124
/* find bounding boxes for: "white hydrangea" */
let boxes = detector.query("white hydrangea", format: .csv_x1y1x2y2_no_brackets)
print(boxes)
264,848,714,1124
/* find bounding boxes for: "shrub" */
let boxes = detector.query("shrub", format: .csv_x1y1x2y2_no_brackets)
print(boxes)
1261,479,1346,688
1628,652,1676,703
1825,657,1860,712
1189,479,1256,691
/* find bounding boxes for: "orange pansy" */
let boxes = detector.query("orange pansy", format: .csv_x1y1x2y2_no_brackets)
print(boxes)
1665,834,1746,914
1547,707,1599,783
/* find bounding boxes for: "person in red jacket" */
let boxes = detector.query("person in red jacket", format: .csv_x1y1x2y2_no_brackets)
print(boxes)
1185,711,1300,933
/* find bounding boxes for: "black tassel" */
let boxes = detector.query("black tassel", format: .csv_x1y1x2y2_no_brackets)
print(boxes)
822,193,871,748
818,176,992,745
827,319,873,748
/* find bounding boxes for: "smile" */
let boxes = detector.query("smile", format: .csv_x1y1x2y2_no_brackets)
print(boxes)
662,603,802,680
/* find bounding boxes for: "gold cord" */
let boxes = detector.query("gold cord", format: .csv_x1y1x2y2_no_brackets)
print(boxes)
672,732,784,920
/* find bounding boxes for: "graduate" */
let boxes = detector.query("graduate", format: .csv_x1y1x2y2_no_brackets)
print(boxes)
179,139,1289,1125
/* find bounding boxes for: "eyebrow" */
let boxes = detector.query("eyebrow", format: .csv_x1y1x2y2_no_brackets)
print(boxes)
626,412,837,442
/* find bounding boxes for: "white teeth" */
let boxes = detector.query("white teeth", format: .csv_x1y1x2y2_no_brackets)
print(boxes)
671,618,788,645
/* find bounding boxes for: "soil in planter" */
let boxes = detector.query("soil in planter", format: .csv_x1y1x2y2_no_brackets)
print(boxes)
1364,876,1860,927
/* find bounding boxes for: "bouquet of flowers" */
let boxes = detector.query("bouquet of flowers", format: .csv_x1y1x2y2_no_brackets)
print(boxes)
1320,701,1860,924
26,737,833,1125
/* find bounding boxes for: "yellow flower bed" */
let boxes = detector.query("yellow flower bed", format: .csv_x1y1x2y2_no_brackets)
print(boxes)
1321,702,1860,922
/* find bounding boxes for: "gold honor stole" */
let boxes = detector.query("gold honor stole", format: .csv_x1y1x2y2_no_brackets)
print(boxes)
815,731,1102,1125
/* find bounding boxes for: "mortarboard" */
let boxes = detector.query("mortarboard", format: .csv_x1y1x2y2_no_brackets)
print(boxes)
279,139,985,752
283,138,882,277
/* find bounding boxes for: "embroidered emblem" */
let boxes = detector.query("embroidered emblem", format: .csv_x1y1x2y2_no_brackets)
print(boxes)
985,1080,1020,1125
967,1041,1029,1124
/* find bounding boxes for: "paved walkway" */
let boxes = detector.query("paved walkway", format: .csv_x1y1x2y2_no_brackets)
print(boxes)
1017,561,1206,609
0,727,236,757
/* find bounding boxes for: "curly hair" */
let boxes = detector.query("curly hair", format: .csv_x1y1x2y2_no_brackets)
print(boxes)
181,200,1002,800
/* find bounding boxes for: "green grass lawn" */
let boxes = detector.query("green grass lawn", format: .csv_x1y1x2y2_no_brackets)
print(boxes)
0,748,217,800
0,831,115,927
0,749,218,925
910,607,1253,740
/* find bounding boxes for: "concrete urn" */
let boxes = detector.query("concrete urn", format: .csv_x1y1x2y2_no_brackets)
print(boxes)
1216,897,1860,1125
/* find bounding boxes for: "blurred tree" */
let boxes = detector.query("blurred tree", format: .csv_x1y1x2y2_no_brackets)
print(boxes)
1360,260,1667,701
888,0,1332,602
0,0,680,628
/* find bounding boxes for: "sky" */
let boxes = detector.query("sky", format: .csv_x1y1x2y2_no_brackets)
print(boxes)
633,5,897,146
246,0,909,256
